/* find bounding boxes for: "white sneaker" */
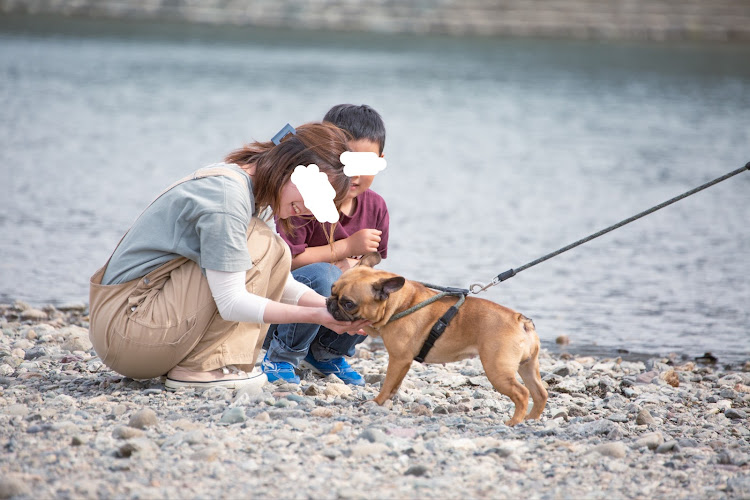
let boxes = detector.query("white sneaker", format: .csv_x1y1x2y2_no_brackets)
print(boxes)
165,365,267,391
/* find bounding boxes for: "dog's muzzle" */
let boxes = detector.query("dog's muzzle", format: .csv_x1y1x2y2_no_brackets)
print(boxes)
326,296,357,322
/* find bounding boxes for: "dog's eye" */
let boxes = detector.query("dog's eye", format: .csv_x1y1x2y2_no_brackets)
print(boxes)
341,300,357,311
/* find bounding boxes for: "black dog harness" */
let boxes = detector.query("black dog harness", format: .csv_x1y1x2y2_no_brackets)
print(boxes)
387,283,469,363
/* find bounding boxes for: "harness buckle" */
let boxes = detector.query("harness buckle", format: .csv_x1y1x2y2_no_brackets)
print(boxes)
432,320,448,335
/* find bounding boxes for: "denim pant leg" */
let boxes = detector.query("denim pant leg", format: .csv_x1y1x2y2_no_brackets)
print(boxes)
264,263,342,366
310,327,367,362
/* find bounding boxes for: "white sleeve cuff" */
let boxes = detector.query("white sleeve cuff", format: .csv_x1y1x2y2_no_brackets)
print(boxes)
206,268,269,324
280,272,313,305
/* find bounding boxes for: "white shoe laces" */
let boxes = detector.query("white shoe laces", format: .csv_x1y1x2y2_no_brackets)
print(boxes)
221,365,247,377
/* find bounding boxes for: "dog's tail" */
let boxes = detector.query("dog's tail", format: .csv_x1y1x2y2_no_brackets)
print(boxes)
517,313,535,333
517,313,541,362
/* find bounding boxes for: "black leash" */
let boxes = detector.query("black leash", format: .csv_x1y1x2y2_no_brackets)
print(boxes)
470,162,750,294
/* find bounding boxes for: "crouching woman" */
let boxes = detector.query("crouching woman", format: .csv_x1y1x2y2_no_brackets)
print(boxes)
89,122,367,390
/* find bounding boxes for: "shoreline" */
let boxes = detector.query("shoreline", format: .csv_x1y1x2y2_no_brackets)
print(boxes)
1,301,749,499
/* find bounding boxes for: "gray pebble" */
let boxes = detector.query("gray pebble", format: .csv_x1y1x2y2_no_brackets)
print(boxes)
127,408,158,429
725,408,747,419
655,440,680,454
591,441,628,458
404,464,430,477
220,407,247,424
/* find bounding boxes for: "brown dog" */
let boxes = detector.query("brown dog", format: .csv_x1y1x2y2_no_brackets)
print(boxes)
327,253,547,426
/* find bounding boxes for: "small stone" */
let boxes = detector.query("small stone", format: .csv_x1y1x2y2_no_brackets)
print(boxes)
555,335,570,345
591,442,627,458
4,404,28,417
636,371,658,384
117,438,158,459
310,407,334,418
725,408,747,419
359,427,388,443
636,409,656,426
219,407,246,424
662,370,680,388
0,476,31,498
324,383,352,397
634,432,664,450
191,447,222,462
128,408,158,429
255,412,271,422
62,335,93,353
304,384,323,396
71,436,86,446
411,404,432,416
655,440,680,454
112,426,145,440
433,405,449,415
607,413,629,423
404,464,430,477
20,308,47,320
350,442,389,457
24,347,48,360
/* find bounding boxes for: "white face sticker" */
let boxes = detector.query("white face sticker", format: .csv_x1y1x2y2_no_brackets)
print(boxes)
340,151,387,177
290,164,339,223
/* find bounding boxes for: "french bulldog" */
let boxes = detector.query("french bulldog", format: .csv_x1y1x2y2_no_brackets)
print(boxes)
327,253,547,426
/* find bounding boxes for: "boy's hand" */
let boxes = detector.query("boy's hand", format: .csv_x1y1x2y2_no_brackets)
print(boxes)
345,229,382,256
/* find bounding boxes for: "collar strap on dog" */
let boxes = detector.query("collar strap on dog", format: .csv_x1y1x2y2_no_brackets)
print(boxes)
414,292,466,364
388,283,469,323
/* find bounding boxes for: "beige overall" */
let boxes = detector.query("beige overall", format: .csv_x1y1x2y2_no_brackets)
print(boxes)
88,167,290,380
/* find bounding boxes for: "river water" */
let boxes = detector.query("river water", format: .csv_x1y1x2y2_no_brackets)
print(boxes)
1,15,749,365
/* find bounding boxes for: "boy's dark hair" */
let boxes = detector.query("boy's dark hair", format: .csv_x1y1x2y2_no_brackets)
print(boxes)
323,104,386,155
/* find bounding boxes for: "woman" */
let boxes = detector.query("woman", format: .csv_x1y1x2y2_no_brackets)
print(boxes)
89,122,368,390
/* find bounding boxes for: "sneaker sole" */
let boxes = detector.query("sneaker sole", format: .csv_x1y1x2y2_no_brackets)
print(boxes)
164,372,267,391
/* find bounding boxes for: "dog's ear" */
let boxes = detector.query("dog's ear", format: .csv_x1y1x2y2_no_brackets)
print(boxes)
358,252,382,268
372,276,405,301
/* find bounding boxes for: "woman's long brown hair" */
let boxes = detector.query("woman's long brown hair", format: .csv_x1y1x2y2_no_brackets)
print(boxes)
224,122,351,237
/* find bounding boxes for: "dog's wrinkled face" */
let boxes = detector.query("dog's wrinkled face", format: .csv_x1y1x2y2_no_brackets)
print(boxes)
327,253,405,324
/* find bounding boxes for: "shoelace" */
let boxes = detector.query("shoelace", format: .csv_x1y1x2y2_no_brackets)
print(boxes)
221,365,247,377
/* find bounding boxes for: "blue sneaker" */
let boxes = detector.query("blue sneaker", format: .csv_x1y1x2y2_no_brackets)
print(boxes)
261,352,300,384
300,352,365,386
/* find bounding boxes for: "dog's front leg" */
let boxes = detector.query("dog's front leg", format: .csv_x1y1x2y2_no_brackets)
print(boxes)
373,358,412,405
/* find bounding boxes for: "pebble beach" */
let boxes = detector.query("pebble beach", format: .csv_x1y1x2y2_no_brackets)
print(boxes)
1,301,749,500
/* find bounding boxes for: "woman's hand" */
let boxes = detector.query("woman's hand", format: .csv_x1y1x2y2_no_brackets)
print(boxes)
313,307,370,335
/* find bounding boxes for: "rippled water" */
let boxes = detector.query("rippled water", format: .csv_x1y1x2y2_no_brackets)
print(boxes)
1,15,749,364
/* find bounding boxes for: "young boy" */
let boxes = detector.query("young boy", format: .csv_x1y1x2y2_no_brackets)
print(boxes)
262,104,389,384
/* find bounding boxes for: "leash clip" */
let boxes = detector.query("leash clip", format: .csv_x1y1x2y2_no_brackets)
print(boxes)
469,277,499,294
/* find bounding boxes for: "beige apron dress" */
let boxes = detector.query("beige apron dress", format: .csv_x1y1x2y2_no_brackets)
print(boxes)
88,166,290,380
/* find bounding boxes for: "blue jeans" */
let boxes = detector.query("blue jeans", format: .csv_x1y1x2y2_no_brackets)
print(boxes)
263,262,366,366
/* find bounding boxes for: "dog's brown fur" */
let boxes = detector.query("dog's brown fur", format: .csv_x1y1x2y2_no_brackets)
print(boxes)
327,253,547,426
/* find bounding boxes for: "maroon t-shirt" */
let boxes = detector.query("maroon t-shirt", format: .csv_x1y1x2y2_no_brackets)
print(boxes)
277,189,389,259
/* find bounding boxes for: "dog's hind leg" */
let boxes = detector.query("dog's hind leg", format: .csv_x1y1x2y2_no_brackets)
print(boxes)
481,353,530,426
518,349,548,420
373,358,412,405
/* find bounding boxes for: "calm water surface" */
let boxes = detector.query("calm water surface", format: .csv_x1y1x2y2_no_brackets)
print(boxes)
1,16,749,364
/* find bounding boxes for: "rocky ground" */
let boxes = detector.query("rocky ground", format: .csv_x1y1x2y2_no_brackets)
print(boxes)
1,301,749,500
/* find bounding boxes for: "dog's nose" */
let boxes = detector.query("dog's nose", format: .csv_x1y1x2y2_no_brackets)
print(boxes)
325,297,336,314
